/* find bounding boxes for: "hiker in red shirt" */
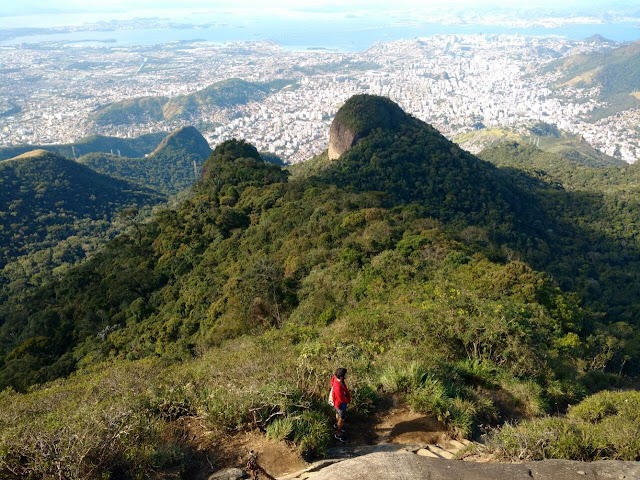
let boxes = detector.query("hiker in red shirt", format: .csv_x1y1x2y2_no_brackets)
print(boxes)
331,367,351,442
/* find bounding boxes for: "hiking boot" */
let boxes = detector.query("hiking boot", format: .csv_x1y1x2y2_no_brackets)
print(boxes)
333,423,346,432
334,433,347,443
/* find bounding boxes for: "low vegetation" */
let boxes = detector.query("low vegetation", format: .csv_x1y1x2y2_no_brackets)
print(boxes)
490,390,640,461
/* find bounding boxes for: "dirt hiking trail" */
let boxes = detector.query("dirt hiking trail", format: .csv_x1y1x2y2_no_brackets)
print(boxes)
216,402,487,480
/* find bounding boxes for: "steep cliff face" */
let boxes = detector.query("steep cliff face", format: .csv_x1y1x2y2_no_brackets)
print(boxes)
327,94,409,160
327,120,358,160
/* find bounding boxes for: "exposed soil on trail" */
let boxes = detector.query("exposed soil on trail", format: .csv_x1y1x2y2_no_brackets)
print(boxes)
219,430,309,478
375,406,449,446
159,418,307,479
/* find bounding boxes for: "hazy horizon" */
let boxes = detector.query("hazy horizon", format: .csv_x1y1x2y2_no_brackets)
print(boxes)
1,1,639,29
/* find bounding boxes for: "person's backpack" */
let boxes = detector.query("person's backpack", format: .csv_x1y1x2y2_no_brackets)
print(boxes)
328,386,333,407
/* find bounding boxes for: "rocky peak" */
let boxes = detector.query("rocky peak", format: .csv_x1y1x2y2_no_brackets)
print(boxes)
328,94,409,160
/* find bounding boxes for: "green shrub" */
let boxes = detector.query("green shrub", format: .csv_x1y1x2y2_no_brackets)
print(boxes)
201,381,308,432
544,379,586,412
453,358,498,387
447,397,476,439
568,390,640,423
580,370,624,394
291,411,330,456
491,417,584,461
149,383,198,420
350,383,377,415
498,376,548,416
201,387,253,431
408,375,499,439
471,394,499,424
407,376,448,419
0,401,179,479
581,415,640,460
266,416,295,442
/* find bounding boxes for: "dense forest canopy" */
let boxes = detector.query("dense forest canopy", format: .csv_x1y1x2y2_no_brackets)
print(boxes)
0,150,164,270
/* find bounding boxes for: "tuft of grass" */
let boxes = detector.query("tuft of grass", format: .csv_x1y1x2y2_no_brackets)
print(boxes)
447,397,476,439
350,383,377,415
266,416,295,442
379,362,429,393
544,379,586,412
498,376,548,417
453,358,498,388
407,375,499,439
291,411,330,457
407,376,449,418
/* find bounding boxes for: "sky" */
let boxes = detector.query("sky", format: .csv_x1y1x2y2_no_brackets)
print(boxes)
0,1,637,29
0,0,636,16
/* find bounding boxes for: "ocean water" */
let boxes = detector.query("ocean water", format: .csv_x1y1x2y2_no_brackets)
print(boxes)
1,16,639,50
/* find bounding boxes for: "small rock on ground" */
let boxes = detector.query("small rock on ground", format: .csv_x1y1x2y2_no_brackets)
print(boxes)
208,467,247,480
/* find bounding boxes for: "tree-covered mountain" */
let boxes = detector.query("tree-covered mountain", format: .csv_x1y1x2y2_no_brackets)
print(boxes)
90,78,294,126
78,126,212,195
455,123,624,167
1,95,640,478
0,150,164,267
544,40,640,120
0,149,166,308
0,131,166,162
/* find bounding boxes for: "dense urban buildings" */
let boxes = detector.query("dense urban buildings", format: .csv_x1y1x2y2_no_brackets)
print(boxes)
1,34,638,163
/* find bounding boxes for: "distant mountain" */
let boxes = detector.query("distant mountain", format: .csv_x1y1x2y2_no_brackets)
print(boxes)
78,126,212,195
455,124,624,167
90,78,294,126
479,141,640,192
0,131,166,162
544,40,640,120
0,150,164,268
584,34,616,46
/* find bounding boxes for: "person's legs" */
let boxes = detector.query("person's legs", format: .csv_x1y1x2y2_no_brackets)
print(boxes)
334,403,347,438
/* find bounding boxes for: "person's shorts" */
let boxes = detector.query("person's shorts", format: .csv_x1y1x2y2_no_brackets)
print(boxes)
335,403,347,419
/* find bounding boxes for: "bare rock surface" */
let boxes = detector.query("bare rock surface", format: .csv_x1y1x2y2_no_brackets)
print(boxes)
285,452,640,480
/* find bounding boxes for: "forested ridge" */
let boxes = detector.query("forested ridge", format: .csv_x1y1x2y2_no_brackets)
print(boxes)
0,131,166,162
79,126,213,195
0,150,164,278
543,40,640,120
90,78,294,126
1,95,640,478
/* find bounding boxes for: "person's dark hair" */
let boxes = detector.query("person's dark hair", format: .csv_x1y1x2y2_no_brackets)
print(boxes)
335,367,347,379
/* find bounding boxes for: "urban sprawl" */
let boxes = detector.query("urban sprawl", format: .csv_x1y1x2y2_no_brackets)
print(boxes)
1,34,638,163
